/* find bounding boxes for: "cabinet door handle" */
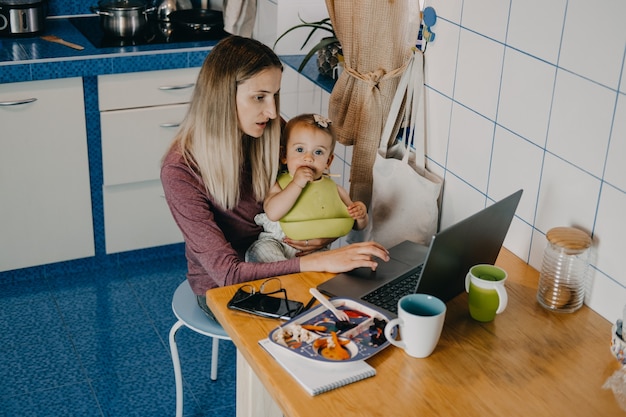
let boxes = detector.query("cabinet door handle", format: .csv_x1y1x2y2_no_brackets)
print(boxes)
0,98,37,106
158,83,195,91
159,122,181,128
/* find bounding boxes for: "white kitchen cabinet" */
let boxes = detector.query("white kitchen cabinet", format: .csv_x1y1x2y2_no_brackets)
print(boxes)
0,77,95,272
99,68,199,254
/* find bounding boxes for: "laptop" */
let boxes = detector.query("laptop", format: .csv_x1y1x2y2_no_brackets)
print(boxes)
317,189,523,317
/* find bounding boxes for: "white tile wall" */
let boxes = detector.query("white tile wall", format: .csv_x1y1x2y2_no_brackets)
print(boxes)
490,126,542,224
423,19,459,98
271,0,331,55
252,0,277,48
447,103,494,193
454,29,504,120
497,48,554,147
459,0,509,43
263,0,626,323
595,184,626,287
426,0,626,322
606,96,626,191
559,0,626,89
254,0,331,54
424,88,452,168
548,70,614,178
507,0,566,65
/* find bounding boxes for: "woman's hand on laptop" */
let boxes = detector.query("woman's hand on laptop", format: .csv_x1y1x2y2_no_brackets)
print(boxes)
299,241,390,273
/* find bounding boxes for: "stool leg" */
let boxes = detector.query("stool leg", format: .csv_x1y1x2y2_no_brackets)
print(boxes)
210,337,220,380
169,320,186,417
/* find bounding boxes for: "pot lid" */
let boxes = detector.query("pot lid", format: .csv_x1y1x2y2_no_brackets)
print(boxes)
0,0,45,5
546,227,592,251
98,0,145,10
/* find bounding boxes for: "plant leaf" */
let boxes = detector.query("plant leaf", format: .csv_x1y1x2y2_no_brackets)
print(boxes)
273,16,335,50
299,24,336,50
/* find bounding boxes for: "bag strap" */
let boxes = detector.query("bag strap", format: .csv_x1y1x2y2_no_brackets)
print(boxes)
406,49,426,169
411,50,426,170
378,49,427,170
379,50,415,154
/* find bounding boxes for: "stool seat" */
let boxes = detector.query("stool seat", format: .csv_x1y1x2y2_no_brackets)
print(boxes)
171,279,230,339
169,280,231,417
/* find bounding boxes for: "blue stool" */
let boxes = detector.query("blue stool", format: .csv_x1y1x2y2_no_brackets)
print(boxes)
169,280,231,417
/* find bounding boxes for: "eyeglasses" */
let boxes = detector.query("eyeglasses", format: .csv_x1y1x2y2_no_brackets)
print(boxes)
236,277,285,299
228,278,303,319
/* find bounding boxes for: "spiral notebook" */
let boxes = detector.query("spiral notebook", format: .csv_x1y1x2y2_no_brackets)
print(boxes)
258,338,376,396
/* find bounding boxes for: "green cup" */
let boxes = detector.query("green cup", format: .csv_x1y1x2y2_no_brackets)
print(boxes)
464,264,508,322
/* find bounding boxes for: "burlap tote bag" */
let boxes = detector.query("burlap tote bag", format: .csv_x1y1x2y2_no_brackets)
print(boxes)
368,49,443,248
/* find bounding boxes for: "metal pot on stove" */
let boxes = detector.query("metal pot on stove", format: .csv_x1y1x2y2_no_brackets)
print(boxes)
168,9,224,36
152,0,191,22
0,0,48,37
91,0,149,38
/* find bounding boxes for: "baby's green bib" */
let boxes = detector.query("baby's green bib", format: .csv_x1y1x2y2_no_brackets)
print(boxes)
277,172,354,240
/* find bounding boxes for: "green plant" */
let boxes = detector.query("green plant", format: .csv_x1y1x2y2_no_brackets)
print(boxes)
274,17,341,73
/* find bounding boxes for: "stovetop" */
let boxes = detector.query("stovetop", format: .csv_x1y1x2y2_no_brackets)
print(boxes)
69,15,227,49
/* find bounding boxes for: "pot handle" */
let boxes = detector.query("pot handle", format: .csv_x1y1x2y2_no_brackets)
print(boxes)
90,6,113,16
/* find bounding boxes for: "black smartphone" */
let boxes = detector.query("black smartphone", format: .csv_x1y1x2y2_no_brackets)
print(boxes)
227,292,304,320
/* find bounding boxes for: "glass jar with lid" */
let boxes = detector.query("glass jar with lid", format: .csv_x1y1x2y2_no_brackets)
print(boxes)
536,227,592,313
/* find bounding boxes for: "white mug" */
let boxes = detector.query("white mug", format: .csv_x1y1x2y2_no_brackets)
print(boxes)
384,294,446,358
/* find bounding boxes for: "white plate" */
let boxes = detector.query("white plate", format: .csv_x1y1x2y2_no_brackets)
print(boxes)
268,297,394,363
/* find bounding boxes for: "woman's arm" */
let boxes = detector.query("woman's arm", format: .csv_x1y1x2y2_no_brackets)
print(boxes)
161,155,300,294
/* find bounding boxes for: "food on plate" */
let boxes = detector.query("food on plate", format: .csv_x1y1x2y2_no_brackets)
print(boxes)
272,323,318,349
320,331,351,361
302,324,328,332
267,298,393,363
312,335,350,350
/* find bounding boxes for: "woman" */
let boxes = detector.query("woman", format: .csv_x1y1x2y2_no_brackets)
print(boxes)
161,36,388,316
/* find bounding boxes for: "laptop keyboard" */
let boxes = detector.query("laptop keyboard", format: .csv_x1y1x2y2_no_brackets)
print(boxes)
362,265,423,314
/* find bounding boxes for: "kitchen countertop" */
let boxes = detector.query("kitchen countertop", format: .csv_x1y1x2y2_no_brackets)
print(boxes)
206,248,623,417
279,55,335,94
0,16,337,92
0,16,223,83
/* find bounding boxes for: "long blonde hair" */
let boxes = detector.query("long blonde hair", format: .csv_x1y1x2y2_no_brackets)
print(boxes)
173,36,283,210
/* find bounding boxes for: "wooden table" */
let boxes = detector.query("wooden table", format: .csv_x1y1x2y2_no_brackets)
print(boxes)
206,249,624,417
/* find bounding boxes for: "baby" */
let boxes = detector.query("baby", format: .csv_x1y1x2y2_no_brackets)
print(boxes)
246,113,368,263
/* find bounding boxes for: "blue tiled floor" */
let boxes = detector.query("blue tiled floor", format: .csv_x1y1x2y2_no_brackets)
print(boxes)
0,257,236,417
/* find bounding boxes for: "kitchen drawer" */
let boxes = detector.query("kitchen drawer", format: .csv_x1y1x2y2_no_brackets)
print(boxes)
103,180,183,254
98,67,200,111
101,103,188,186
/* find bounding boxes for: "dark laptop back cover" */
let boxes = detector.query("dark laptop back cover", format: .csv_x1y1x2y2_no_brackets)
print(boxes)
417,189,523,302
